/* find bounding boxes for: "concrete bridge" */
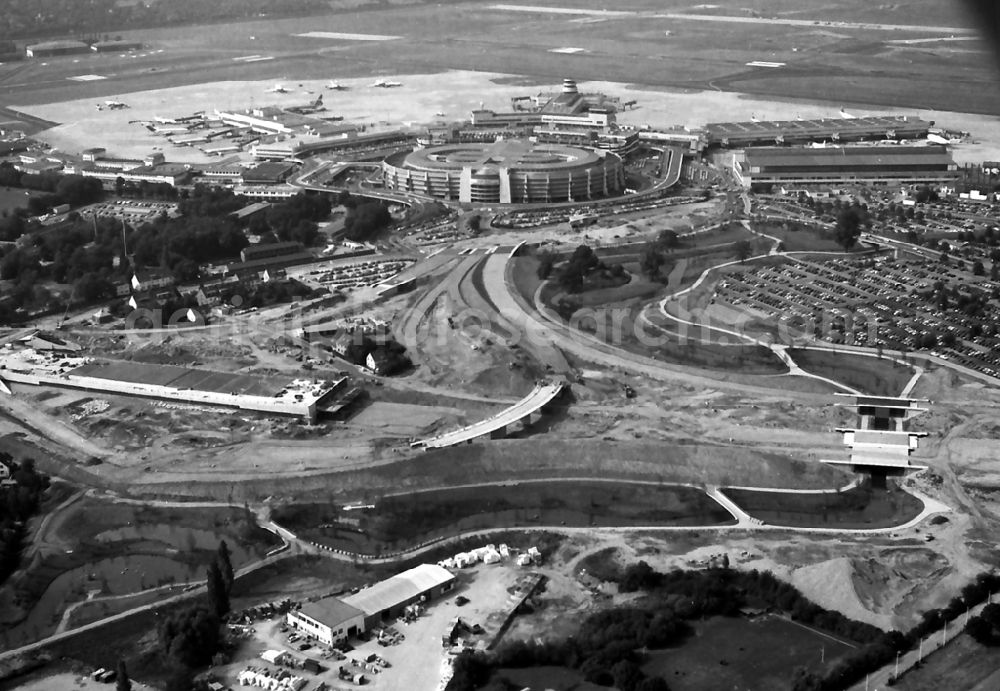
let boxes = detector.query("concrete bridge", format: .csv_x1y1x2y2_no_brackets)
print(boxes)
412,379,566,449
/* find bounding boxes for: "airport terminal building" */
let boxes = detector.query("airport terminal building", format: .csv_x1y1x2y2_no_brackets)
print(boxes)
382,139,625,204
733,145,959,188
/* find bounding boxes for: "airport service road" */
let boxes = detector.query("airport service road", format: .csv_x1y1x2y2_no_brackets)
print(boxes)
415,380,564,448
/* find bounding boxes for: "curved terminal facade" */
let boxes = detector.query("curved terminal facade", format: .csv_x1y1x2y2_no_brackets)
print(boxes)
382,139,625,204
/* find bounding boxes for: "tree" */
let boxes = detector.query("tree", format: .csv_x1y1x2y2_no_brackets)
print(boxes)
217,540,234,594
966,615,998,646
611,659,645,691
734,240,752,262
116,659,131,691
834,205,867,251
656,229,679,249
206,562,229,618
791,666,823,691
973,260,985,276
537,253,555,280
641,246,665,281
637,678,671,691
159,605,221,668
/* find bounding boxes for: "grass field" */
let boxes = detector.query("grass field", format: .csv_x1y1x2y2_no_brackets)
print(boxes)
788,348,915,396
723,481,924,530
0,497,280,649
0,187,38,214
642,614,855,691
757,222,848,253
895,633,1000,691
274,480,735,554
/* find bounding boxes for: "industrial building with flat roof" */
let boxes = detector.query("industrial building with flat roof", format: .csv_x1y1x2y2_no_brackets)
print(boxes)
706,115,933,147
383,139,624,204
0,350,346,422
733,145,959,188
286,564,455,642
25,40,90,57
287,599,365,646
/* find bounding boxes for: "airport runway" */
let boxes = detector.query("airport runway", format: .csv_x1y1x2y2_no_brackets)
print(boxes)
1,0,997,126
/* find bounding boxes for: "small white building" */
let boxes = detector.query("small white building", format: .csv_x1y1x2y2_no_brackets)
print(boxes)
286,598,365,647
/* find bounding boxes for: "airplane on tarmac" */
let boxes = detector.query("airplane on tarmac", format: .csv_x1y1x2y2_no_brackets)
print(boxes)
325,81,348,90
98,100,129,110
370,78,402,88
267,84,291,93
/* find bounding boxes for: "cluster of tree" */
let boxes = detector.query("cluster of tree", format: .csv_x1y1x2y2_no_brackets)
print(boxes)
833,204,871,251
158,541,234,690
0,0,329,38
911,185,941,204
449,616,677,691
342,201,392,243
556,245,606,293
811,571,1000,691
0,456,50,584
450,562,890,691
128,215,247,282
338,333,410,375
241,279,317,310
247,193,331,247
115,178,178,201
640,229,682,281
967,603,1000,646
0,163,104,216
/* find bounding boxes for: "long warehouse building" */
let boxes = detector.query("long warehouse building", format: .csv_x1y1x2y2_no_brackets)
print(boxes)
286,564,455,645
733,145,959,188
706,115,933,147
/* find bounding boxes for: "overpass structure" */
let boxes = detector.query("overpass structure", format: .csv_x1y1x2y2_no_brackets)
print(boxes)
412,379,566,449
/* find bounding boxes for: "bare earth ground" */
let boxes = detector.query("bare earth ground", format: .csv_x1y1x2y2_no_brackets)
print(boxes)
13,71,1000,164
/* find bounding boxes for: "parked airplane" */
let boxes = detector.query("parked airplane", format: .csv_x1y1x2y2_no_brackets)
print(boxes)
325,81,347,90
370,78,402,88
105,100,129,109
839,107,856,119
267,84,290,93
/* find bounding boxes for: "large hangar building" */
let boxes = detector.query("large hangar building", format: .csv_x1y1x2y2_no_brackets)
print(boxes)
733,145,959,188
382,139,625,204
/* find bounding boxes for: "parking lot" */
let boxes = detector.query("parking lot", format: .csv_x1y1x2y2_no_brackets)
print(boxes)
713,254,1000,378
215,563,530,691
80,199,179,223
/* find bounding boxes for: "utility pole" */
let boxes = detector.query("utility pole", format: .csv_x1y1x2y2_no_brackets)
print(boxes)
895,650,900,679
918,636,923,663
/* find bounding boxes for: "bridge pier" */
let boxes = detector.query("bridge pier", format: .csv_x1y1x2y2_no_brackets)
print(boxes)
490,425,508,440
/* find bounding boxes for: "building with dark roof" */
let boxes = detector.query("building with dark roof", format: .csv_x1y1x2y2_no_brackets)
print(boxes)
242,161,296,184
383,139,625,204
240,241,304,263
91,40,143,53
734,145,959,188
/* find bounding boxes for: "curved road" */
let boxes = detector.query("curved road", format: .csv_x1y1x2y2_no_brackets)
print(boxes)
413,380,565,448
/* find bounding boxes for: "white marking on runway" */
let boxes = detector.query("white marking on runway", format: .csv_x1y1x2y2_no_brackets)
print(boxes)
492,4,635,16
67,74,107,81
746,61,786,68
295,31,401,41
549,47,588,54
